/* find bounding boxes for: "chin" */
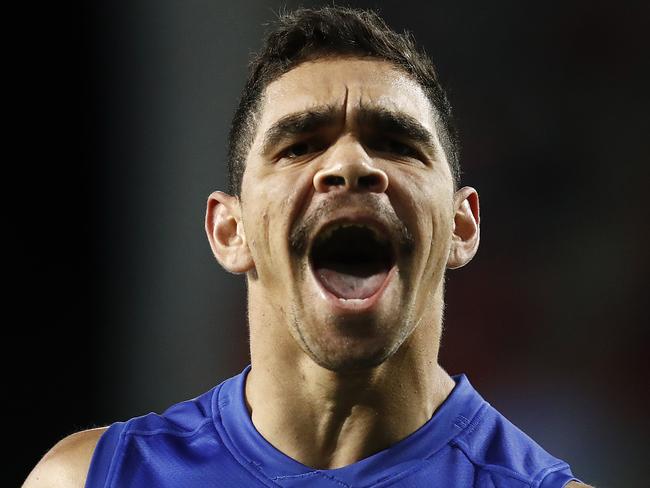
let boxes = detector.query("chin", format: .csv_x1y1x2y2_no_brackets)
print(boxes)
309,346,392,373
292,313,409,374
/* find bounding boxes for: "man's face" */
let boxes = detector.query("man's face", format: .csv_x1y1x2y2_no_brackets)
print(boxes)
239,57,456,371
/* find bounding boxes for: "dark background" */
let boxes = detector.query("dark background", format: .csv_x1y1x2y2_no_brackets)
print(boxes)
16,1,647,486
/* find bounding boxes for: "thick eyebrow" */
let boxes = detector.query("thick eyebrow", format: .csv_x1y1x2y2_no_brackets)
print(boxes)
260,105,339,157
259,103,440,159
357,105,440,159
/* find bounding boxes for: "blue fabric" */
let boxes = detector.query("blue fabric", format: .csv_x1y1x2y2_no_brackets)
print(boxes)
86,365,580,487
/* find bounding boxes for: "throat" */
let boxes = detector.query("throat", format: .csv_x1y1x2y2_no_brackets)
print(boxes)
245,363,452,471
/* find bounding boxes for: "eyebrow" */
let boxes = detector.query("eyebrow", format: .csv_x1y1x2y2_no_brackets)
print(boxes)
357,104,440,159
259,103,440,159
260,105,339,157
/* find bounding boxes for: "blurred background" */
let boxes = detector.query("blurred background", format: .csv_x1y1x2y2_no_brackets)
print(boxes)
15,0,647,486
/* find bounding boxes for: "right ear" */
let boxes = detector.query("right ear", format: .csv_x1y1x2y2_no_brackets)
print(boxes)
205,191,255,274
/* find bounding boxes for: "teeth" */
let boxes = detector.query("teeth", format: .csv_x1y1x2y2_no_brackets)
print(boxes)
337,297,367,304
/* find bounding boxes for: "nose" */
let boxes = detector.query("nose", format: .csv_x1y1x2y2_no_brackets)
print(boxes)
313,139,389,194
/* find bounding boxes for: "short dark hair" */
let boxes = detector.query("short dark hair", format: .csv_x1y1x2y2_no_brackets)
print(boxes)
227,6,460,197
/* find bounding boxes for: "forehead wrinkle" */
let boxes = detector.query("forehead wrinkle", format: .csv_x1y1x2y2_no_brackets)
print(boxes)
342,85,349,126
257,69,440,160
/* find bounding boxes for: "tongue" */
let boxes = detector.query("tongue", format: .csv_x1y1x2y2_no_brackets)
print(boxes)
316,262,389,299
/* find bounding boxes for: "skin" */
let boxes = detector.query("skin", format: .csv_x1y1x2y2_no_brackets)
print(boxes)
24,57,593,488
210,57,476,468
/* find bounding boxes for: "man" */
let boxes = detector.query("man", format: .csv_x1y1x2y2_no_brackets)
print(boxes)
26,6,592,488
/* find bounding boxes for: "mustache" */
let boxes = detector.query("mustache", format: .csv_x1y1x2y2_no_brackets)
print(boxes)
288,194,415,258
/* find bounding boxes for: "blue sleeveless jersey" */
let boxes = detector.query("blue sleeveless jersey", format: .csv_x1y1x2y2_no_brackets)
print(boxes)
86,366,580,487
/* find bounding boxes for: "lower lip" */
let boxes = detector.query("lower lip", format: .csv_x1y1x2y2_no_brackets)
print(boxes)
309,265,397,313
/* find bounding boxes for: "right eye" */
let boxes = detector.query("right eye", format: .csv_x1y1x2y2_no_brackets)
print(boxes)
283,142,312,158
280,140,327,160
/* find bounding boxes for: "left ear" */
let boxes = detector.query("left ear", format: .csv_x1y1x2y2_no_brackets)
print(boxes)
447,186,480,269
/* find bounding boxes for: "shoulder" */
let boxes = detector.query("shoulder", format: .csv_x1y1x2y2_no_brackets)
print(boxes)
23,427,108,488
452,401,583,485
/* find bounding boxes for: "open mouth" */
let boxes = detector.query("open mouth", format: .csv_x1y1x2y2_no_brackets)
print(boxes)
309,223,396,301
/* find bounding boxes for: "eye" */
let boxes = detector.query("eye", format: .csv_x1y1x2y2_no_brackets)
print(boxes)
281,140,324,159
369,138,421,160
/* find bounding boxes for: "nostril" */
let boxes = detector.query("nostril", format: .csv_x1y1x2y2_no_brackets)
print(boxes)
359,174,381,190
323,175,345,187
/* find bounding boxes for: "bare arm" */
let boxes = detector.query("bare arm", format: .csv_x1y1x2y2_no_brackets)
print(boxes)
23,427,107,488
566,482,594,488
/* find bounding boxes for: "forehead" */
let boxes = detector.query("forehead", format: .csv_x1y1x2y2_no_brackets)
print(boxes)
256,57,435,135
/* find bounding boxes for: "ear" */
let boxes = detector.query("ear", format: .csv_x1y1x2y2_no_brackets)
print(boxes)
205,191,255,274
447,186,480,269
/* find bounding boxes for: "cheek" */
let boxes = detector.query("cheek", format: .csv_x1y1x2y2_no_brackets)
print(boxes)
427,181,455,246
242,205,267,264
242,168,314,276
241,187,275,271
387,168,454,276
387,167,453,232
430,206,453,250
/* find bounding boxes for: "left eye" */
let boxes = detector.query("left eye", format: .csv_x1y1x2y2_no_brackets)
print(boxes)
370,139,419,159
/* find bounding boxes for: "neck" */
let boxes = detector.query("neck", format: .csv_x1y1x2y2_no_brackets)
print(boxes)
244,288,455,469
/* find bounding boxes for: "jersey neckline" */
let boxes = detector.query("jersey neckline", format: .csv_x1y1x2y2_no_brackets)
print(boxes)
213,365,486,487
